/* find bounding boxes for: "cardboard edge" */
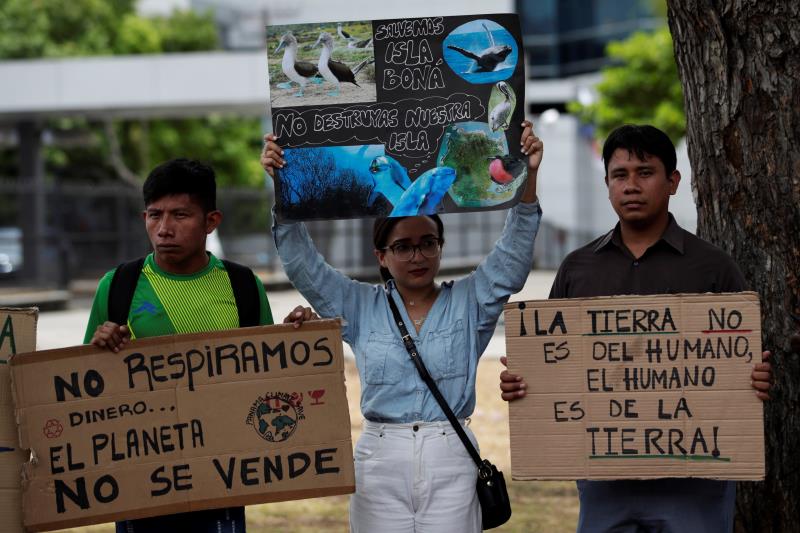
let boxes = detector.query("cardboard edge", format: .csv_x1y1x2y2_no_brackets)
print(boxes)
0,307,39,316
8,367,28,469
23,485,356,532
503,291,760,312
0,307,37,533
8,319,344,366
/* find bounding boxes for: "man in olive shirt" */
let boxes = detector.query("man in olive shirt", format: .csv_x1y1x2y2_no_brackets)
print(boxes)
500,125,772,532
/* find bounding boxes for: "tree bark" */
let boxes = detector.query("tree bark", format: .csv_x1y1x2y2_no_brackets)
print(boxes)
666,1,800,530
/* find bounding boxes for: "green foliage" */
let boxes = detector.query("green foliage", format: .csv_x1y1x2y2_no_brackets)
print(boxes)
41,0,117,57
0,0,50,58
153,9,218,52
568,27,685,143
139,116,264,188
114,14,161,55
0,0,118,58
105,0,137,17
0,2,262,188
0,1,217,58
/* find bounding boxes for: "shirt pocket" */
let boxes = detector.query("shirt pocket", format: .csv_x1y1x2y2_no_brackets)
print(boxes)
364,331,406,385
425,319,468,380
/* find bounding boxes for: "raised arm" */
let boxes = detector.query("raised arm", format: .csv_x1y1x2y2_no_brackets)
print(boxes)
263,134,376,342
466,121,543,335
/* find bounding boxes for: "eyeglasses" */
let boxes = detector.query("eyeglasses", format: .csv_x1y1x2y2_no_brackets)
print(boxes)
382,238,442,261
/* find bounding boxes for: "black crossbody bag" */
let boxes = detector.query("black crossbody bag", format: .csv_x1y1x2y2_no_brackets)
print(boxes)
386,292,512,530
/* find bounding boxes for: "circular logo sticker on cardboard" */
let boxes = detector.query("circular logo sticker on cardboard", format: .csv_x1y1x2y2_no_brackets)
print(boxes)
246,392,306,442
43,418,63,439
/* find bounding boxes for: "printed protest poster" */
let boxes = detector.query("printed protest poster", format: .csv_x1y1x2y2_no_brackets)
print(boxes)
1,307,37,533
504,293,765,480
266,14,526,220
10,320,354,531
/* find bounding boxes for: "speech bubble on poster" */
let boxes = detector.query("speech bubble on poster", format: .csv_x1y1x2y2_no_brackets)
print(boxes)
10,320,354,532
266,13,526,221
504,292,765,480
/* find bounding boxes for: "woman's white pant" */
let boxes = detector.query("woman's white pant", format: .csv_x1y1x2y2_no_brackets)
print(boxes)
349,419,481,533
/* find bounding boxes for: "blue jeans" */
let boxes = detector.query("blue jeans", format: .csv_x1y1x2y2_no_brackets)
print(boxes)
115,506,245,533
576,479,735,533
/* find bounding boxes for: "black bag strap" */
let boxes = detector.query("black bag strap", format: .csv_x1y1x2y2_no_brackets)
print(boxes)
222,259,261,327
386,290,493,479
108,257,260,328
108,257,146,326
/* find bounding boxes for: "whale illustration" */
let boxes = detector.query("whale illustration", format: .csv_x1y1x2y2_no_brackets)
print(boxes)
447,23,512,72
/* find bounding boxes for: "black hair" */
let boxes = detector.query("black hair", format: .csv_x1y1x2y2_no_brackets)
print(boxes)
142,158,217,212
602,125,677,176
373,215,444,282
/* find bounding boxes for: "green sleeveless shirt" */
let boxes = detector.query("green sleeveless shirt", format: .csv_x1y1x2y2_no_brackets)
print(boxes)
83,253,273,342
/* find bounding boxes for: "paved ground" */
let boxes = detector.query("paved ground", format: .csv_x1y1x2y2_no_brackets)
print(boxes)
36,270,557,354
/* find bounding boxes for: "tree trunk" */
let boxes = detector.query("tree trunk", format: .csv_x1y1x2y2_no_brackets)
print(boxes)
666,1,800,531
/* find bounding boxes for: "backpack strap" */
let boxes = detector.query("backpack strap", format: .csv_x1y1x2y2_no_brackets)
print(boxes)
222,259,261,327
108,257,146,326
108,257,261,328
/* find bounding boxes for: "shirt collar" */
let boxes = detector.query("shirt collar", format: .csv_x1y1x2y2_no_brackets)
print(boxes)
593,213,685,255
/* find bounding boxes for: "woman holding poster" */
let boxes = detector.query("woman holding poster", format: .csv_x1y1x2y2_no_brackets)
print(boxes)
261,121,543,532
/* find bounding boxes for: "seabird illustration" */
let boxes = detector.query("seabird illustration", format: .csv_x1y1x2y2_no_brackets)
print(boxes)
447,22,513,72
489,81,514,131
337,23,353,41
336,23,373,48
367,155,412,207
313,32,361,97
274,32,320,97
488,155,525,186
348,37,374,49
352,57,375,75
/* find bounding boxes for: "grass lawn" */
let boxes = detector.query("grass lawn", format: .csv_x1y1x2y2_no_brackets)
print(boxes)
61,359,578,533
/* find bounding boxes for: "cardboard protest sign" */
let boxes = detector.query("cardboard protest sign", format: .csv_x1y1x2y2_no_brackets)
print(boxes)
504,293,765,480
10,320,354,532
1,307,37,533
267,14,526,221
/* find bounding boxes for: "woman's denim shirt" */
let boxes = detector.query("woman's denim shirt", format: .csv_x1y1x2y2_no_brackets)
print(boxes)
273,201,541,422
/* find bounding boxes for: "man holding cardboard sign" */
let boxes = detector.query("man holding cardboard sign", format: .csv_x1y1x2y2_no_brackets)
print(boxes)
85,159,274,350
83,159,311,532
500,125,772,532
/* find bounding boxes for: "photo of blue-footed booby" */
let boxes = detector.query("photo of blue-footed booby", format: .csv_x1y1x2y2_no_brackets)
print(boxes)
337,22,374,49
337,22,353,41
313,32,373,97
273,32,322,97
267,21,377,108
